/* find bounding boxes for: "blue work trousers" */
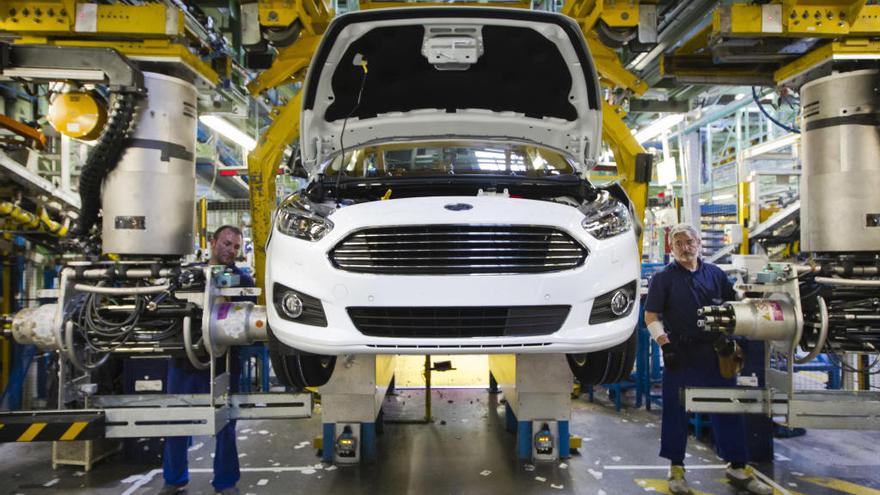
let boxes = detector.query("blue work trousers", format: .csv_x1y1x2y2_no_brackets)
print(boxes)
163,353,240,491
660,341,749,465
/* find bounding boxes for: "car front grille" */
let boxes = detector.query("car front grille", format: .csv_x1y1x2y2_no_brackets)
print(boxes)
329,225,588,275
347,305,571,338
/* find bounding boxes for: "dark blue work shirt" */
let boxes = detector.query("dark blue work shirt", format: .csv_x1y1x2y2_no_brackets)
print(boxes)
644,259,736,341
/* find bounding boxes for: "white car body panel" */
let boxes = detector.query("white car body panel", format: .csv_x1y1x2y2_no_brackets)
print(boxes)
267,195,640,355
266,8,638,360
299,8,601,173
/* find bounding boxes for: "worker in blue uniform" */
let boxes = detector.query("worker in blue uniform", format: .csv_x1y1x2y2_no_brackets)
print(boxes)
644,223,772,495
160,225,255,495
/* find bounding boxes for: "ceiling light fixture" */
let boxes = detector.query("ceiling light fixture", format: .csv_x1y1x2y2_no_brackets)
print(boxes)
199,115,257,151
634,114,685,145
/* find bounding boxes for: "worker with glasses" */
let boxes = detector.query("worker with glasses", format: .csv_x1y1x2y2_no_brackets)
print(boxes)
644,223,772,495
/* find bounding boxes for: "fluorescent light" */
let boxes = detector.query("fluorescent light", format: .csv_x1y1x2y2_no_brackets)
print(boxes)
656,157,677,186
199,115,257,151
634,114,685,144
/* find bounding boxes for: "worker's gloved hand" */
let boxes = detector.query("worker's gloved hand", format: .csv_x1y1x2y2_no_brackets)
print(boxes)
714,334,744,378
661,341,682,371
713,334,736,357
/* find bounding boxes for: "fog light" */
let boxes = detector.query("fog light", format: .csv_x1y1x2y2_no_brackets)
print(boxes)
589,280,637,324
280,292,303,319
610,289,632,316
273,284,327,326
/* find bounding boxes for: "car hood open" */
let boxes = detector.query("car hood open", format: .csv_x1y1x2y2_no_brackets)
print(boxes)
300,7,602,175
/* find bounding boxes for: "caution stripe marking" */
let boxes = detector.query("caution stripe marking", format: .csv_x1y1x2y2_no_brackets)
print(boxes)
0,411,104,443
17,423,47,442
60,421,89,441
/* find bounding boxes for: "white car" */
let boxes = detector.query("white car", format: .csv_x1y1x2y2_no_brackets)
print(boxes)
265,7,640,388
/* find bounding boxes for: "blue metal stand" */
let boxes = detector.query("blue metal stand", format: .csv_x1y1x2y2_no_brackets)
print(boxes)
557,420,570,458
361,423,376,463
516,421,531,460
322,423,335,463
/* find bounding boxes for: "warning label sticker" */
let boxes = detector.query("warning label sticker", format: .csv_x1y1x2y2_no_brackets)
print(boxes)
756,301,785,321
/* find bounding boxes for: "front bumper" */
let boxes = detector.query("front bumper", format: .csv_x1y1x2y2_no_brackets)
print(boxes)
266,196,640,355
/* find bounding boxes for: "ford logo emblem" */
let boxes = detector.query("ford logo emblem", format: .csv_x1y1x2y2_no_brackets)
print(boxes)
444,203,473,211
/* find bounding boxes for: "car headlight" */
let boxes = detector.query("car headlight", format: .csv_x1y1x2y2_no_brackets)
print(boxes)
580,191,632,239
275,195,334,242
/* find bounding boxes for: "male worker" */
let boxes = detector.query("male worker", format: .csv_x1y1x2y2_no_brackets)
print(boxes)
161,225,254,495
644,223,772,495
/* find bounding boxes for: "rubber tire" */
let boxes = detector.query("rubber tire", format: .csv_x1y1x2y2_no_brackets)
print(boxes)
566,328,637,385
267,327,336,389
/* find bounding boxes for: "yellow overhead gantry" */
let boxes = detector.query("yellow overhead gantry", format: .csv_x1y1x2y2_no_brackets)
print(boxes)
662,1,880,88
246,0,654,299
0,1,227,86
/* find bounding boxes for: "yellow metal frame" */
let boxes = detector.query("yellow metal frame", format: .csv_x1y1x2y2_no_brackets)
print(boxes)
15,37,221,87
247,92,304,303
246,1,653,291
774,38,880,84
2,1,224,86
565,0,650,253
601,100,648,251
359,1,531,10
664,2,880,85
1,262,11,391
0,2,183,38
246,1,335,296
247,33,322,95
714,2,879,38
599,1,639,28
259,0,335,35
586,33,648,94
738,181,749,255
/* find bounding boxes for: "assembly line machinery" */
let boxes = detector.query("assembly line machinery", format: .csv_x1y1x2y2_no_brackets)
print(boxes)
4,0,877,467
0,0,657,464
688,68,880,429
1,68,311,442
0,3,313,444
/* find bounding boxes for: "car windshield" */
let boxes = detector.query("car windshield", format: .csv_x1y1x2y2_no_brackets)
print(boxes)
324,142,576,178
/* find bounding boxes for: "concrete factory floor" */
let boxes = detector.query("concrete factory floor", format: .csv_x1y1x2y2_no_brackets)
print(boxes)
0,388,878,495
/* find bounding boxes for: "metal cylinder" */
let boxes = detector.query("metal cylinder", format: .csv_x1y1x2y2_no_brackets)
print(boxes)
11,304,59,350
728,298,799,342
210,302,269,346
800,69,880,252
102,72,198,256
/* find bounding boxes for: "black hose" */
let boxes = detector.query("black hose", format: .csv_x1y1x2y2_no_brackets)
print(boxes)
71,91,140,238
751,87,800,134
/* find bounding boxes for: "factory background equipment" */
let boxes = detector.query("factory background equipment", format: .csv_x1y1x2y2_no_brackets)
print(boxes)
2,67,310,441
100,72,199,256
0,2,879,487
689,69,880,429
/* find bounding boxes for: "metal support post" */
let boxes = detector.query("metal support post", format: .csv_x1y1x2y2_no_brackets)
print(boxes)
488,354,573,462
318,354,396,464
